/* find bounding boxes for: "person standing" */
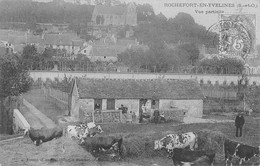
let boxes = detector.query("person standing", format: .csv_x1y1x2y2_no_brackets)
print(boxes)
153,109,160,124
235,113,245,137
139,107,143,123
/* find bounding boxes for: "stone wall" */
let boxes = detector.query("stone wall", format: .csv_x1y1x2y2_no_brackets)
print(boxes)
30,71,260,85
159,99,203,118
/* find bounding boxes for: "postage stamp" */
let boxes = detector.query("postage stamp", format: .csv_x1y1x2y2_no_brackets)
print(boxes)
207,13,256,59
0,0,260,166
218,13,256,59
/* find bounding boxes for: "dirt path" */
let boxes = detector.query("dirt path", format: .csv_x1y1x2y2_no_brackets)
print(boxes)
22,89,66,126
19,104,45,129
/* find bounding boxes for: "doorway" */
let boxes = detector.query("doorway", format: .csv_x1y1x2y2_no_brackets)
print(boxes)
151,99,159,109
139,99,147,123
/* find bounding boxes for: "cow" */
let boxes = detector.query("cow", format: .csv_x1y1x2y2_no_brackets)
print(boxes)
171,148,215,166
154,132,198,155
224,139,260,166
66,122,103,142
81,135,123,157
24,126,63,146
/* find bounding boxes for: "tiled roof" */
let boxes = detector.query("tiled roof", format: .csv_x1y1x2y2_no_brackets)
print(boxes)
0,30,85,47
7,35,26,45
13,44,24,53
116,39,137,46
28,35,42,44
42,33,84,46
93,5,125,15
92,47,117,57
76,78,204,99
0,30,27,44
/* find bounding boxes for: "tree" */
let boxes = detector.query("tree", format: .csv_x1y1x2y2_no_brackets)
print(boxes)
136,3,155,23
178,43,200,65
21,45,38,70
0,53,32,98
118,46,182,73
22,45,37,59
198,55,245,74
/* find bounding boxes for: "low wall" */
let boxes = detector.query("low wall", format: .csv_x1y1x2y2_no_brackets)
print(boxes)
13,109,30,134
29,71,260,86
161,109,186,123
82,110,123,124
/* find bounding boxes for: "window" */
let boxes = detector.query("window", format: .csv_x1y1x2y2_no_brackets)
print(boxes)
107,99,115,110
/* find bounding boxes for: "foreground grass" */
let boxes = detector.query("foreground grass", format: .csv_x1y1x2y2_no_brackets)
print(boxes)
1,117,258,166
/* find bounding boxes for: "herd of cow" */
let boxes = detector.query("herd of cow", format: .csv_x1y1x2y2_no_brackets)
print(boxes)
23,123,260,166
153,132,260,165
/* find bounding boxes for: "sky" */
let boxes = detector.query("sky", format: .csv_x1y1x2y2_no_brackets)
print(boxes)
122,0,260,44
35,0,260,44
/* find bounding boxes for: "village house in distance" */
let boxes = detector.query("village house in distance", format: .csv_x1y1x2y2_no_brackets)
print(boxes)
91,2,137,27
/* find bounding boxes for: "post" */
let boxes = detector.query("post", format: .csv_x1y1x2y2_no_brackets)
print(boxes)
92,110,95,123
244,88,245,112
101,111,104,123
119,110,122,123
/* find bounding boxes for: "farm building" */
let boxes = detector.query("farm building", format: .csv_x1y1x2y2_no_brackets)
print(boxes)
68,78,204,123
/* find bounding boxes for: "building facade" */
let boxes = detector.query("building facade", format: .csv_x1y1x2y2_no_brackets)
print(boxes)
68,78,204,123
91,3,137,26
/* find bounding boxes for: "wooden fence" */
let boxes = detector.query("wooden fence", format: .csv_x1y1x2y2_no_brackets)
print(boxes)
202,89,237,100
81,110,123,124
46,88,68,103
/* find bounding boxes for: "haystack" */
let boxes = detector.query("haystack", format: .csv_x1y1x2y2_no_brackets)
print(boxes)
197,129,226,161
121,133,167,158
29,137,95,162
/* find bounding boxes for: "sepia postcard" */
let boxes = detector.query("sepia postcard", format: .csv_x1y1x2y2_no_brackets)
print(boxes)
0,0,259,166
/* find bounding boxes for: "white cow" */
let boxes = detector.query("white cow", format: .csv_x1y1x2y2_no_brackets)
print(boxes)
66,122,103,142
154,132,198,153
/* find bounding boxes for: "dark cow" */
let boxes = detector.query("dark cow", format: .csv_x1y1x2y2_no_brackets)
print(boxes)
171,148,215,166
81,135,123,156
224,139,260,165
24,126,63,146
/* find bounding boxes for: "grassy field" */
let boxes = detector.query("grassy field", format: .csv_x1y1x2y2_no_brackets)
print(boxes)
0,116,259,166
100,117,259,166
1,89,258,166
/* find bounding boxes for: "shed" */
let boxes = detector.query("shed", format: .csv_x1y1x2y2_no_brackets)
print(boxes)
69,78,204,122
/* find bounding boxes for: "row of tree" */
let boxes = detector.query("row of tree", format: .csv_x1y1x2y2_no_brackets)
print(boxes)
133,12,218,48
118,44,245,74
198,56,245,74
118,43,200,73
